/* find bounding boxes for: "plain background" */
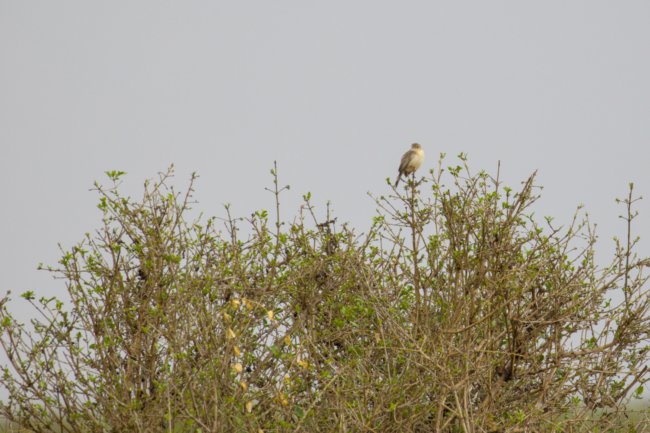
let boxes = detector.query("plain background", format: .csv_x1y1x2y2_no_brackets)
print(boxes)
1,2,649,320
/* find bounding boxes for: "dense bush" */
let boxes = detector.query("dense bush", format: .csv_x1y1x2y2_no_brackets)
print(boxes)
1,159,649,432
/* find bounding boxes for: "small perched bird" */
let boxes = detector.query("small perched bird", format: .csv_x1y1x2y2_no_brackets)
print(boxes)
394,143,425,186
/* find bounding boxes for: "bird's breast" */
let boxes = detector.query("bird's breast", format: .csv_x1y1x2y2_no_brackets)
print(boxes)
409,150,424,170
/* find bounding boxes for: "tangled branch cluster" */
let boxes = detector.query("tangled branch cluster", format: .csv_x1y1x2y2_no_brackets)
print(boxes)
0,159,648,432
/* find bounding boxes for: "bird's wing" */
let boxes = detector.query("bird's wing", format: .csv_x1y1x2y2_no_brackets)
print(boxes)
398,150,415,174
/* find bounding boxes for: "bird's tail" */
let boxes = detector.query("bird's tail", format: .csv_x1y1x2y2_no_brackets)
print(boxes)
394,175,401,187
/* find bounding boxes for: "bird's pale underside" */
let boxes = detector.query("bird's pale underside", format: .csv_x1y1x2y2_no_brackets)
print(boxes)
394,143,424,186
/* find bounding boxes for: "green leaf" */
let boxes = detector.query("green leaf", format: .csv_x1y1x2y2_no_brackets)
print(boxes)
105,170,127,181
293,405,305,419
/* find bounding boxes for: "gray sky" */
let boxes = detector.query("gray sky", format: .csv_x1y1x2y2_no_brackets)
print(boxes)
1,1,649,314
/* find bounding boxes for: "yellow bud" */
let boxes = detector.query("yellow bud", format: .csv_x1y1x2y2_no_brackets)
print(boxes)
243,298,254,310
280,397,289,406
222,312,232,323
297,359,309,369
233,345,241,357
230,298,241,308
245,400,253,413
226,328,236,339
239,380,248,391
266,310,274,321
283,335,291,346
232,362,243,373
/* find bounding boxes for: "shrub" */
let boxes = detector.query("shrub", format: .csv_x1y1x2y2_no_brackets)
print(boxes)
0,158,649,432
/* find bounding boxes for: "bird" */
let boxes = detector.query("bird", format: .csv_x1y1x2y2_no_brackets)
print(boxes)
394,143,425,186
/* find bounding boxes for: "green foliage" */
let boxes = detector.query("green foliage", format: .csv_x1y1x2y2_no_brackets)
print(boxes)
0,159,649,432
104,170,127,182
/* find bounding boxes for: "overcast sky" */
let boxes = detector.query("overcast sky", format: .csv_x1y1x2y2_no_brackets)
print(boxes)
1,1,649,314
